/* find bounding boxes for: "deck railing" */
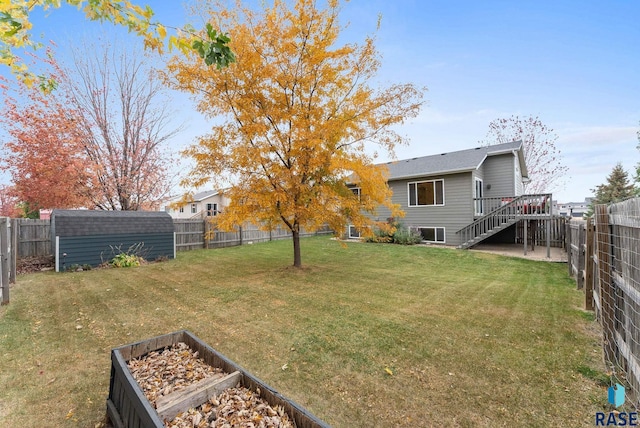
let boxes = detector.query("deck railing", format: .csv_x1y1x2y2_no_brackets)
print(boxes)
458,194,552,248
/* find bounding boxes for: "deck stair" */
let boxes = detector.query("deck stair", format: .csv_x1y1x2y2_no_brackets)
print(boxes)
456,194,550,249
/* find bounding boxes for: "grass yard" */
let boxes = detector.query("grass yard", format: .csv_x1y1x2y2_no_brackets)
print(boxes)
0,236,609,427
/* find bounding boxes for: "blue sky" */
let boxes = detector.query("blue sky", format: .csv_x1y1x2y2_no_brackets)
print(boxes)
3,0,639,203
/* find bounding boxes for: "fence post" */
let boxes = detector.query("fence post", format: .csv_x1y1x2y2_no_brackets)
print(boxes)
584,217,594,311
9,219,17,284
577,222,586,289
1,217,9,305
566,221,572,277
595,204,616,364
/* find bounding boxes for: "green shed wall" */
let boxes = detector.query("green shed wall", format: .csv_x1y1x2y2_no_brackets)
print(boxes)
56,233,174,270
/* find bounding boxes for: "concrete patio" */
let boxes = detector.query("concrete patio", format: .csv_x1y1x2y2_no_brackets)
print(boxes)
470,243,567,263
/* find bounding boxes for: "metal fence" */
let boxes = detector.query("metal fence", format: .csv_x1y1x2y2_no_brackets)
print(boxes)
567,199,640,408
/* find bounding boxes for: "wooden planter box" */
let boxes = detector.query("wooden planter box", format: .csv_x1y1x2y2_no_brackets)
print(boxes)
107,330,329,428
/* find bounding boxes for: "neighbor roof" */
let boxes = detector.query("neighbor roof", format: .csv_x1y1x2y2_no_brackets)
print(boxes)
191,190,220,201
383,141,526,181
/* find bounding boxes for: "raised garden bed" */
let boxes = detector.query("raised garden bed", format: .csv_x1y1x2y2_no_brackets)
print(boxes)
107,330,329,428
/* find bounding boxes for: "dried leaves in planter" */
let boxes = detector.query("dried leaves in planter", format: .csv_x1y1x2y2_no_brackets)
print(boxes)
167,386,294,428
127,342,225,407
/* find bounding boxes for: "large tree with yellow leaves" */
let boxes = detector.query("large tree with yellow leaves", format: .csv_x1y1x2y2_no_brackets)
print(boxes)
167,0,425,267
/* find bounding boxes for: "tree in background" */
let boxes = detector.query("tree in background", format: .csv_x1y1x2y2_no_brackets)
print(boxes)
482,115,568,194
0,0,234,90
0,63,92,215
65,41,179,210
167,0,425,267
0,185,19,217
591,163,635,205
0,43,178,211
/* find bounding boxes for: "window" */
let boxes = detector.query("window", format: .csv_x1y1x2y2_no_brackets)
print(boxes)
351,187,361,200
206,203,218,216
408,180,444,206
418,227,445,243
179,206,184,213
348,225,360,239
191,204,197,214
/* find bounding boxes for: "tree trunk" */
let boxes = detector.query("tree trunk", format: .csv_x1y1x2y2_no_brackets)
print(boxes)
292,229,302,268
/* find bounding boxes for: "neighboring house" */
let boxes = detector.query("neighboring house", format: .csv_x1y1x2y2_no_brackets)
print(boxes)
555,198,593,218
350,141,553,248
163,190,230,219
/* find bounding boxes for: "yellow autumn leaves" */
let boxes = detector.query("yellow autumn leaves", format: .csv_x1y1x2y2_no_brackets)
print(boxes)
0,0,232,88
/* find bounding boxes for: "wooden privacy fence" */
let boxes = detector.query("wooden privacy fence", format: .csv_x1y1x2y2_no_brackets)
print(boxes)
14,218,51,258
173,219,333,251
567,199,640,408
12,218,334,256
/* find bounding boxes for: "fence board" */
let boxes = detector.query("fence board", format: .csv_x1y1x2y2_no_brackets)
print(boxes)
173,219,206,251
16,218,51,258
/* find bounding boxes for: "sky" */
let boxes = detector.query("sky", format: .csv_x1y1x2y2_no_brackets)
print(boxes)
2,0,639,203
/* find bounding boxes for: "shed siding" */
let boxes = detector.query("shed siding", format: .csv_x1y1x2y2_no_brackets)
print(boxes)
57,233,174,269
376,172,473,245
480,153,516,198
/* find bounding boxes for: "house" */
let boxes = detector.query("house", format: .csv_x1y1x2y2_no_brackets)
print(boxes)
352,141,553,248
163,190,230,219
555,198,593,218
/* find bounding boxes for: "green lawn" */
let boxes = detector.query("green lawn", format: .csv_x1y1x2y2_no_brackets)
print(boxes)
0,237,609,427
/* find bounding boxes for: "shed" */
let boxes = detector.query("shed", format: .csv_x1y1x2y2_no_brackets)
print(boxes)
51,210,175,272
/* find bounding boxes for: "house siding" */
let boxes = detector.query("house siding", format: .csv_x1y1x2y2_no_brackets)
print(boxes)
480,153,517,198
376,172,474,246
166,194,229,219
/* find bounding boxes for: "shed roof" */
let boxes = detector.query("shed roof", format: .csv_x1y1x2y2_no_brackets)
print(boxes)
51,210,174,237
383,141,526,181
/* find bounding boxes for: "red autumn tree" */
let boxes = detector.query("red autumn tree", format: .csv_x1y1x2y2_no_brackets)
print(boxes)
0,71,92,214
0,185,20,218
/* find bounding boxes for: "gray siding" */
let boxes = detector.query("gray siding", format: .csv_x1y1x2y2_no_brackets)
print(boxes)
480,153,517,198
377,172,474,246
57,233,174,269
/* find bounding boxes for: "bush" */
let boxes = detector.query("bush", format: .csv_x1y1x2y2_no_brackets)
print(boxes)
392,225,422,245
110,252,142,268
108,243,147,268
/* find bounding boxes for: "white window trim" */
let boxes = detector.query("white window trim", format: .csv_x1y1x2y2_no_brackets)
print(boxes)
407,179,445,207
474,178,484,216
348,225,361,239
416,226,446,244
351,187,361,200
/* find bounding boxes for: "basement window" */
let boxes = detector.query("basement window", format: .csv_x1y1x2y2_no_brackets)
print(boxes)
418,227,445,243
